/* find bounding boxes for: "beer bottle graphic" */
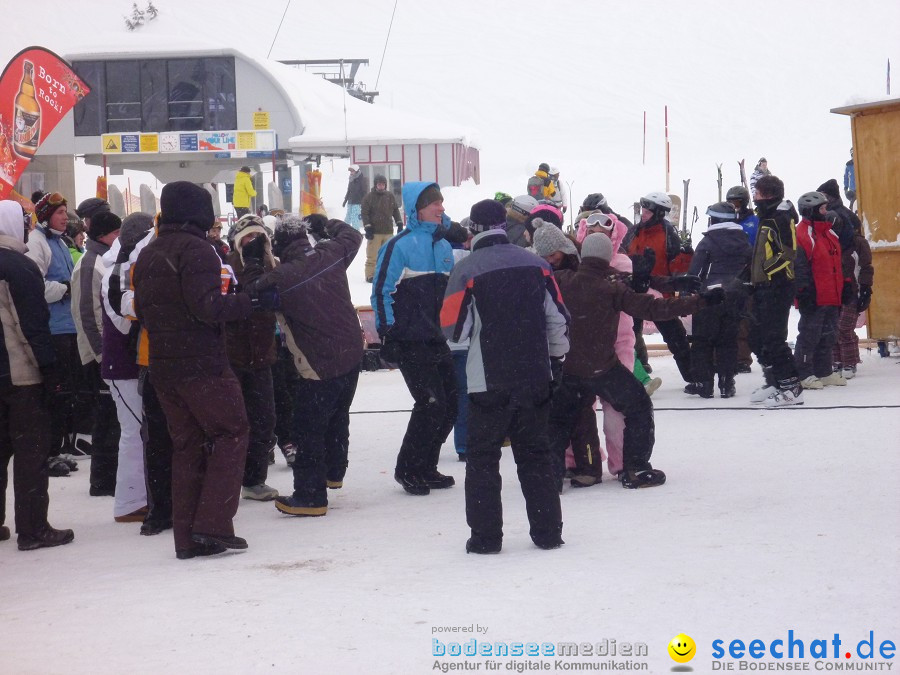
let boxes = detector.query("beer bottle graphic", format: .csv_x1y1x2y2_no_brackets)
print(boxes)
13,60,41,159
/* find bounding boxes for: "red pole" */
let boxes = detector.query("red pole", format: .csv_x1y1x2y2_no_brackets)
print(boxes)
665,105,670,192
642,111,646,166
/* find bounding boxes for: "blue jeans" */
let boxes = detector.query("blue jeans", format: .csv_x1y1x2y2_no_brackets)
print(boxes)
452,350,469,454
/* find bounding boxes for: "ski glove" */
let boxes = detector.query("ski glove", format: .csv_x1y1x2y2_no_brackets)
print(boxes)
241,236,267,267
629,247,656,293
379,337,401,364
700,287,725,306
671,274,702,294
796,288,817,315
857,284,872,313
248,286,280,312
364,225,375,241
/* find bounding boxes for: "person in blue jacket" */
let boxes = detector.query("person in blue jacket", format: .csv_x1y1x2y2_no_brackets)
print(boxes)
371,182,459,496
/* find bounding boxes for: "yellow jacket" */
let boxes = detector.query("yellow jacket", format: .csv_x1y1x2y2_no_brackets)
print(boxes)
233,170,256,208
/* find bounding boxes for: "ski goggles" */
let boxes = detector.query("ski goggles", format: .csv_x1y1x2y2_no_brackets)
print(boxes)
585,212,613,233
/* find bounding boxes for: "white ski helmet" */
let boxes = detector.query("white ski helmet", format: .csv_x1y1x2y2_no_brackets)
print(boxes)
640,191,673,213
510,194,539,217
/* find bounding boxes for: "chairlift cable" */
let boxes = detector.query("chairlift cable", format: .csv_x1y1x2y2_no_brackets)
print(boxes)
375,0,399,91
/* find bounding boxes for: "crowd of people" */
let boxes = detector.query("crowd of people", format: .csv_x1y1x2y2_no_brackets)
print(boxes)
0,159,876,556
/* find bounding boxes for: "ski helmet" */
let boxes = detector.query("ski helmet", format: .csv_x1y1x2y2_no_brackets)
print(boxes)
549,166,560,176
639,191,673,214
706,202,737,224
797,191,828,217
725,186,751,206
581,193,608,212
510,194,538,218
538,163,550,173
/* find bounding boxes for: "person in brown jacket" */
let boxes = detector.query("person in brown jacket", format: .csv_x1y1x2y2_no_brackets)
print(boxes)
360,175,402,282
132,182,278,559
225,215,279,502
549,234,724,489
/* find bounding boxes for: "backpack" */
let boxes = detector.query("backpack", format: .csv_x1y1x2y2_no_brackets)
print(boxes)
527,175,544,199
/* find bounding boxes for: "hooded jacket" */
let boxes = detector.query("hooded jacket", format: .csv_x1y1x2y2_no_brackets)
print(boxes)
343,170,368,206
371,182,455,341
132,221,253,382
0,201,54,387
256,220,363,380
795,218,843,307
70,237,112,365
233,170,256,209
361,179,402,235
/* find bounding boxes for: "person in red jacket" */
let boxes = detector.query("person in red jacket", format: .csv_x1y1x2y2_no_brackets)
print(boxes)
793,192,845,389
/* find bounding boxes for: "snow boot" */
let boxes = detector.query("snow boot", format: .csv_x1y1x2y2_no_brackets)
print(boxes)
466,537,502,554
176,542,227,560
0,525,10,541
818,371,847,387
17,526,75,551
620,468,667,489
764,377,805,407
644,377,663,396
750,366,778,403
274,496,327,517
683,381,714,398
394,470,430,495
190,533,248,550
422,469,455,489
241,483,279,501
843,365,856,380
800,375,824,390
718,376,736,398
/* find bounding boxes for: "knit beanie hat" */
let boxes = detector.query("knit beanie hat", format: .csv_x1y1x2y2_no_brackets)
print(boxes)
415,184,443,211
468,199,507,234
816,178,841,200
119,212,154,250
580,233,613,263
532,219,578,258
273,213,308,258
75,197,110,220
35,192,67,224
160,181,215,230
88,211,122,241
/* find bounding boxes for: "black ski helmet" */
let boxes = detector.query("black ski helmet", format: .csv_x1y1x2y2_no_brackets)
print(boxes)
725,186,751,207
581,193,608,212
538,162,550,173
706,201,738,225
797,191,828,218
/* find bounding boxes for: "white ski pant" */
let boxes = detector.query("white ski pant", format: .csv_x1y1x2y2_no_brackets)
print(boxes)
106,379,147,517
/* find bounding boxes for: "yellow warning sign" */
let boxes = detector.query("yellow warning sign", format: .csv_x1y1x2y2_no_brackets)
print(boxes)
139,134,159,152
252,111,270,130
101,134,121,153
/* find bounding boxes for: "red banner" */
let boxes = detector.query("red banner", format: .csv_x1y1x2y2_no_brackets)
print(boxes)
0,46,90,199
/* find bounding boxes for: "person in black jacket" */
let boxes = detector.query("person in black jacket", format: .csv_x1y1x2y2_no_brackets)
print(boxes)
685,203,751,398
0,200,74,551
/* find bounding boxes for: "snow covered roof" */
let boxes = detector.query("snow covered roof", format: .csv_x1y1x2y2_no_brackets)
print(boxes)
831,97,900,115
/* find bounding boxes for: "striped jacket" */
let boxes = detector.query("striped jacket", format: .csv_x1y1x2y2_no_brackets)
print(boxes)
440,230,569,394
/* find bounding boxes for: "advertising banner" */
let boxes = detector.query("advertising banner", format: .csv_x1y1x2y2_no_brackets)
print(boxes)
0,46,90,199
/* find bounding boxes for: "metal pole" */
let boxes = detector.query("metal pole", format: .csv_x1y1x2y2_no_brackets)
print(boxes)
664,106,670,192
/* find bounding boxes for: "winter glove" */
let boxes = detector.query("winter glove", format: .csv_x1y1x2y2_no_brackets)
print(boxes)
549,356,564,391
671,274,702,294
379,336,401,364
629,247,656,293
364,225,375,241
39,365,63,410
240,236,266,267
857,284,872,313
700,287,725,306
796,288,817,315
59,280,71,301
248,286,280,312
680,242,694,256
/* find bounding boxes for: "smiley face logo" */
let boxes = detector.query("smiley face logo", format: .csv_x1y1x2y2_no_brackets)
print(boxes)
668,634,696,663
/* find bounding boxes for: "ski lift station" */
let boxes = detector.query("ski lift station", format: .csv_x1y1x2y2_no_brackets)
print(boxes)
832,97,900,340
19,38,479,216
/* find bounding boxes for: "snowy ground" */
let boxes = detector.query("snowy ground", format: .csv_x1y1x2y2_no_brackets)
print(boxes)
3,253,898,675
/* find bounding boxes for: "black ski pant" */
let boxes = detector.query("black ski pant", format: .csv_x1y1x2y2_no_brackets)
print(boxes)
748,280,799,384
48,333,91,454
0,384,51,537
689,303,741,385
794,305,839,380
85,361,120,494
290,368,359,506
465,385,562,549
233,366,276,488
654,318,692,383
395,341,457,476
140,368,173,528
272,343,299,449
550,363,655,477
